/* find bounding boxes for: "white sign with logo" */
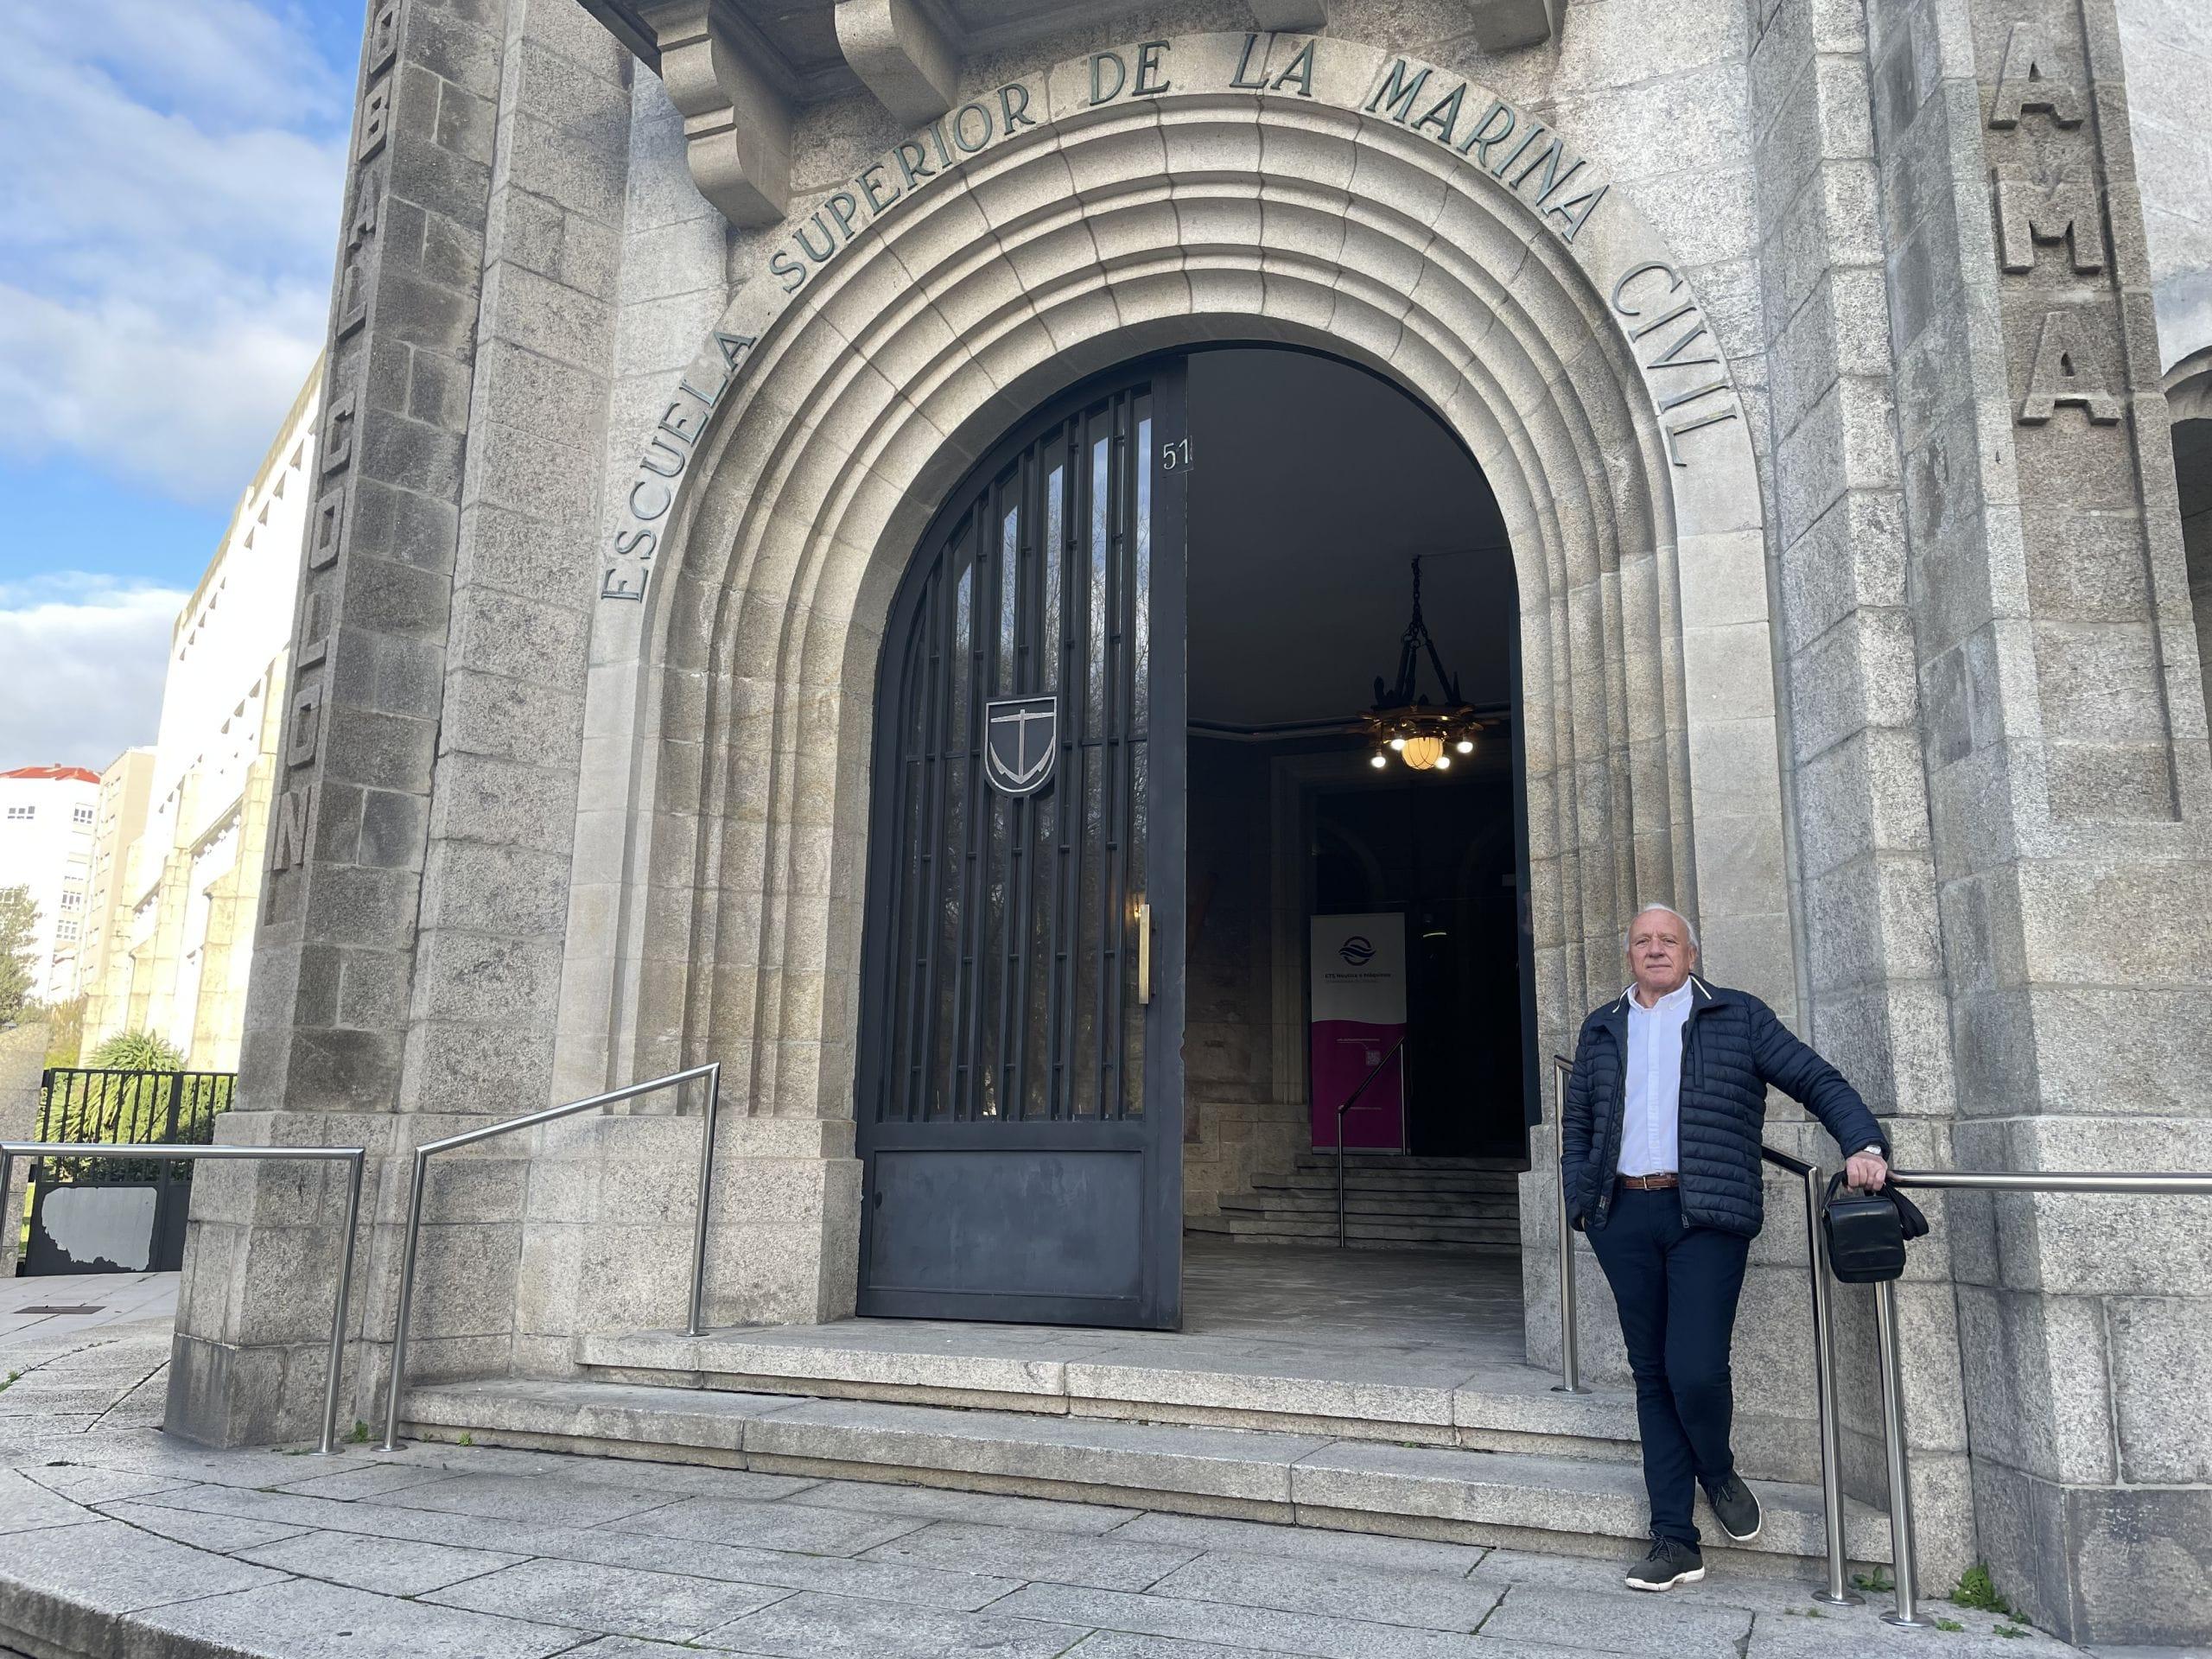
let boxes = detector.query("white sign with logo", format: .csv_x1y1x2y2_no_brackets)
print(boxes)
1309,912,1408,1152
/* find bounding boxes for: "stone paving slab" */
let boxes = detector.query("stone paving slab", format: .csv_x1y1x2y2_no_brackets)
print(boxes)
0,1294,2104,1659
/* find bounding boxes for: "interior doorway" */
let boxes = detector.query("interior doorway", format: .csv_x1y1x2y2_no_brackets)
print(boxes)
1179,347,1535,1254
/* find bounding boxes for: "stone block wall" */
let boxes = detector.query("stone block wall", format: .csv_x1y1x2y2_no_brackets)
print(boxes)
0,1023,46,1281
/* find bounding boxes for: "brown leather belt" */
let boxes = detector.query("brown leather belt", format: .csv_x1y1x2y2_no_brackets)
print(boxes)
1618,1173,1680,1190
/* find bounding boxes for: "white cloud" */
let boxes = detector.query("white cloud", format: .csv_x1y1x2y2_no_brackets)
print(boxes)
0,576,184,772
0,3,347,506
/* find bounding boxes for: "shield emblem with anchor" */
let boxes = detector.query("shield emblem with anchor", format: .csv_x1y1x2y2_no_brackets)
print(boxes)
984,695,1058,796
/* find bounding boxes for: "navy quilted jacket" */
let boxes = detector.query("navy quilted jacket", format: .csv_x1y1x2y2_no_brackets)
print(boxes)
1560,976,1887,1238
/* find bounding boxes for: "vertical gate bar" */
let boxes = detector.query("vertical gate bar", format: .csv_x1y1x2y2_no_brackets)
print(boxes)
913,562,949,1122
1101,391,1129,1117
906,568,944,1121
1874,1277,1931,1626
1007,455,1035,1116
1801,1164,1859,1605
956,508,992,1120
1052,425,1081,1119
319,1149,367,1455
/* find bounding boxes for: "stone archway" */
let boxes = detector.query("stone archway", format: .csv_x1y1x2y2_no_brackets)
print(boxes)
555,33,1790,1333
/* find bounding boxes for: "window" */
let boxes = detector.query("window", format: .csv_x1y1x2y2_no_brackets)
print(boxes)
4,804,30,821
60,892,82,911
73,803,93,825
57,920,79,941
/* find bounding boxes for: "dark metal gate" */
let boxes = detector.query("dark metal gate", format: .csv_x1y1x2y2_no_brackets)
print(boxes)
855,359,1187,1327
22,1068,234,1274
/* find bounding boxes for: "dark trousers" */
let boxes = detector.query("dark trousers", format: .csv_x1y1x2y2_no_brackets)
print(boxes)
1586,1185,1751,1546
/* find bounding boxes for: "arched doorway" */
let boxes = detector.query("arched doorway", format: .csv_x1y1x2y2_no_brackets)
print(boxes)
853,344,1535,1325
563,40,1794,1351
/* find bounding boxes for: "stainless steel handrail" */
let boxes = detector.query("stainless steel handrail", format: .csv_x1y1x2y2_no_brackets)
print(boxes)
380,1062,722,1452
1546,1054,1854,1604
1868,1167,2212,1629
1333,1037,1407,1249
1,1140,366,1455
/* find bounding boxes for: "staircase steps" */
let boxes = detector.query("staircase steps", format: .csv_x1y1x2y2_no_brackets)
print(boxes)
400,1374,1891,1575
1205,1155,1525,1253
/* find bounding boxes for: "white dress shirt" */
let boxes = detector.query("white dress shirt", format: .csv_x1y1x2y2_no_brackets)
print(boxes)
1619,978,1694,1176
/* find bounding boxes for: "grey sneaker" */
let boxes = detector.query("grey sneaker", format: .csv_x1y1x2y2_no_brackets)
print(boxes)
1707,1472,1762,1542
1625,1535,1706,1592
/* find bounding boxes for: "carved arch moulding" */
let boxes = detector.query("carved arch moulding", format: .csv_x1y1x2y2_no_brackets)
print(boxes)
558,33,1792,1114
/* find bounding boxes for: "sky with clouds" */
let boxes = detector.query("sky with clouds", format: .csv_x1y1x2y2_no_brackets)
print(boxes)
0,0,359,772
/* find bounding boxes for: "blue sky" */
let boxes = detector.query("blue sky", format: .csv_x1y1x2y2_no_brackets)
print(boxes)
0,0,360,771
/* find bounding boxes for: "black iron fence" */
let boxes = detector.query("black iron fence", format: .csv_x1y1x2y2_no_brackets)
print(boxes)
19,1068,235,1274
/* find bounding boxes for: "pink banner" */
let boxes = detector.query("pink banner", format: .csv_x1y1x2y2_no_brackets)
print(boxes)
1310,913,1407,1152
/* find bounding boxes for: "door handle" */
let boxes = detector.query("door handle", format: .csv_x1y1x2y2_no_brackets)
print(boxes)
1136,901,1153,1005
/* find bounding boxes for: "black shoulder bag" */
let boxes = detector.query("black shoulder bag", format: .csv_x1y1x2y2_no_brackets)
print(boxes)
1821,1173,1928,1283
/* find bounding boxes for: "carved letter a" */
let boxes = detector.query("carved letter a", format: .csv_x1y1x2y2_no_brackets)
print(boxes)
2018,310,2122,424
1988,24,2082,129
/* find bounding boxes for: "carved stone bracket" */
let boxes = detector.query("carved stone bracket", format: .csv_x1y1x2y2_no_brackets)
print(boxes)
1462,0,1563,51
1249,1,1328,29
835,0,958,126
638,0,793,226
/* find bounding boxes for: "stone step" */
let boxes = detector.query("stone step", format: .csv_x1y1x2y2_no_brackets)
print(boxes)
1184,1220,1519,1255
1217,1192,1518,1218
401,1376,1891,1575
1255,1173,1522,1196
1201,1216,1522,1246
572,1319,1641,1460
1291,1154,1529,1173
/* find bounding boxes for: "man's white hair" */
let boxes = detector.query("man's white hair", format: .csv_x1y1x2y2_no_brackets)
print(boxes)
1624,903,1699,954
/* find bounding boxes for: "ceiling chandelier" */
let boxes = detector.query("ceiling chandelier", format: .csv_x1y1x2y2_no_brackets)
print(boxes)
1361,558,1494,772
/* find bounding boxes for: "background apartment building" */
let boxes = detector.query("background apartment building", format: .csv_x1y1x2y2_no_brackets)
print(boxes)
81,365,320,1071
0,765,100,1003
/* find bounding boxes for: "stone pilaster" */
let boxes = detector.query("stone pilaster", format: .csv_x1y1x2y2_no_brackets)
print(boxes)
1866,0,2212,1641
1748,0,1975,1586
170,0,515,1446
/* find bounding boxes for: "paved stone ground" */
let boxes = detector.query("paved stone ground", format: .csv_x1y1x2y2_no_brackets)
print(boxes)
0,1273,2175,1659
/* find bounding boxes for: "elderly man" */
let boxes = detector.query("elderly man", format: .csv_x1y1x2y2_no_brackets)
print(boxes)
1561,903,1888,1592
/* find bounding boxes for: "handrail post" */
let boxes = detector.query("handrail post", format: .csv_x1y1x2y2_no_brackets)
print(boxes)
381,1147,430,1452
686,1062,721,1337
379,1063,725,1451
1336,1103,1347,1251
1799,1163,1858,1605
1551,1056,1589,1395
319,1151,367,1455
3,1141,365,1455
1873,1275,1931,1626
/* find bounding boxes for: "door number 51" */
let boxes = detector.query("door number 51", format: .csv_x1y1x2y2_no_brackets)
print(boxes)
1160,438,1192,472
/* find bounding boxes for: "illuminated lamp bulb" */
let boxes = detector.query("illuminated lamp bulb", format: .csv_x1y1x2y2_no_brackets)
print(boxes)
1433,753,1452,769
1370,752,1388,769
1401,734,1445,770
1389,736,1406,751
1456,738,1475,754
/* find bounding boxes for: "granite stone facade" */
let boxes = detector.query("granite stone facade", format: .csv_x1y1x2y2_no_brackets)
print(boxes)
165,0,2210,1643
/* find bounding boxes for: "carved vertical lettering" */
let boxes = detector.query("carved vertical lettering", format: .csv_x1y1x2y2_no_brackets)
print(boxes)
320,393,356,474
2018,309,2122,423
1987,24,2082,128
287,682,327,768
1993,166,2105,272
267,785,318,874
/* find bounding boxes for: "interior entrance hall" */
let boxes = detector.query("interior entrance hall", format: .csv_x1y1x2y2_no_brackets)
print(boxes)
854,345,1535,1334
1179,348,1535,1261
